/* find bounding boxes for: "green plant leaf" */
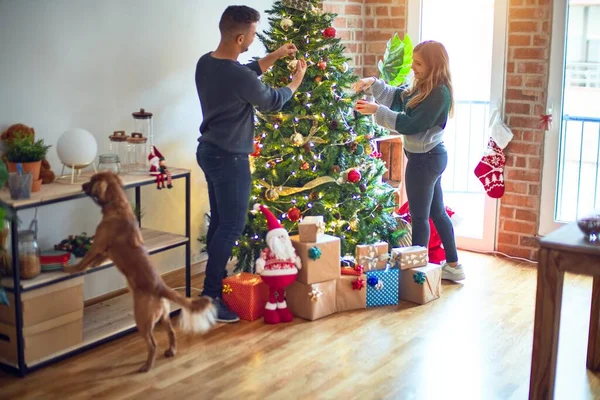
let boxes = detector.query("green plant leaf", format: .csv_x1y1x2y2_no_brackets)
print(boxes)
378,33,413,86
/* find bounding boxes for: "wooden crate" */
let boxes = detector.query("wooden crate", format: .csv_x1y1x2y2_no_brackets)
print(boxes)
0,309,83,365
0,277,84,326
377,137,404,184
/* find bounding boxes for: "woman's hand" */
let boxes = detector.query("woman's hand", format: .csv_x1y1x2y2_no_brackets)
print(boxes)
351,77,376,93
354,100,379,115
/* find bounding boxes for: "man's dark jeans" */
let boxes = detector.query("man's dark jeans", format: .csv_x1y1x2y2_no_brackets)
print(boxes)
196,142,251,298
404,142,458,264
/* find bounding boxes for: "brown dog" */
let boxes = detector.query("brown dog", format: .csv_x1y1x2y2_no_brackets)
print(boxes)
64,171,216,372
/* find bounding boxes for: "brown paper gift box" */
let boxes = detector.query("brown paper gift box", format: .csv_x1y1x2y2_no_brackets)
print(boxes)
290,234,341,284
286,279,336,321
298,216,325,242
398,263,442,305
336,275,366,312
391,246,428,270
355,242,389,271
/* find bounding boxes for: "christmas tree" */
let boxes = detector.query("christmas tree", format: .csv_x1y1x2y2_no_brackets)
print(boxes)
233,0,404,272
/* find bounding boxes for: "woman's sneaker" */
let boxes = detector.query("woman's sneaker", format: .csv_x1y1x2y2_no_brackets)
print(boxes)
441,262,465,281
212,297,240,323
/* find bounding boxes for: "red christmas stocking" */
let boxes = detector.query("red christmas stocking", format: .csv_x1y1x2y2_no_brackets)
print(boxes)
474,138,506,198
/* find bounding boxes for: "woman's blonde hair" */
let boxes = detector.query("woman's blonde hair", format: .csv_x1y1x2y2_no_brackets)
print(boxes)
404,40,454,116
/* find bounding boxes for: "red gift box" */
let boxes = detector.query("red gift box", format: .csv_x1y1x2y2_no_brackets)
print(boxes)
222,273,269,321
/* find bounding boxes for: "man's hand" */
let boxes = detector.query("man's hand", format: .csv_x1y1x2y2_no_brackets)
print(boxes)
354,100,379,115
293,59,307,80
274,43,298,59
352,77,376,93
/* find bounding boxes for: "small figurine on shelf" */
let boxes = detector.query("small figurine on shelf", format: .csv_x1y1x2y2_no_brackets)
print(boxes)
254,204,302,324
148,145,172,190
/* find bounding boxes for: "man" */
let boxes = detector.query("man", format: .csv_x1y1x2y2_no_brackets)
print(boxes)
195,5,307,322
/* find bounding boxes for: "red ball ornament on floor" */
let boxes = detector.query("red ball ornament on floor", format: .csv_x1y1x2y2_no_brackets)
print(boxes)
323,27,336,38
347,169,361,183
287,207,302,222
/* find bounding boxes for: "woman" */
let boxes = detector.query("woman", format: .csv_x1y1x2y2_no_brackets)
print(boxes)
353,40,464,281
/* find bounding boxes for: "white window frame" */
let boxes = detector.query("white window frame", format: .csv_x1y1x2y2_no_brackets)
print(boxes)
539,0,569,236
406,0,508,251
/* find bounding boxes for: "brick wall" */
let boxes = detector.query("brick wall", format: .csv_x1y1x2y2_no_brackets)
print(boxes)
498,0,552,260
322,0,408,77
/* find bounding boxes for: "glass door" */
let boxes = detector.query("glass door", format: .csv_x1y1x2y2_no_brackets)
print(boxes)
407,0,508,251
540,0,600,235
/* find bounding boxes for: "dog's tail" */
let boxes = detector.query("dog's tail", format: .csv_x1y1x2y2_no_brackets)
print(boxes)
159,286,217,334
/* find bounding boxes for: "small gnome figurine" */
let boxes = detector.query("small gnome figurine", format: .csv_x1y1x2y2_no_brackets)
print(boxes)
148,145,172,190
254,204,302,324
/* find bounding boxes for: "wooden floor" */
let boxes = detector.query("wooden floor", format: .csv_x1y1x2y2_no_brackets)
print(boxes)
2,251,600,399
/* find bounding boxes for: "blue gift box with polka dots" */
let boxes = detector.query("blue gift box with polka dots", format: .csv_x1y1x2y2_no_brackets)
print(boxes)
365,268,399,307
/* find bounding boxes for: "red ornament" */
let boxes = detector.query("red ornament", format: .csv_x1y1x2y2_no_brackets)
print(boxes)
300,161,310,170
347,169,361,183
323,27,336,38
251,142,261,157
287,207,302,222
370,151,381,158
318,61,327,71
352,277,365,290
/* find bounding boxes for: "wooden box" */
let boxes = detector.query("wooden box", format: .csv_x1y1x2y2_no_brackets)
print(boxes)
0,278,84,326
0,309,83,365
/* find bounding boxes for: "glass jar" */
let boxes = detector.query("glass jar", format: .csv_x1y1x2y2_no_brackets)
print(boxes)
132,108,153,147
18,230,40,279
126,132,149,175
108,130,128,171
97,154,121,175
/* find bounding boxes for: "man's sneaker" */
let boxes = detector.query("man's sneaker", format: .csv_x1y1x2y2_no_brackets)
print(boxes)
441,262,465,281
212,297,240,323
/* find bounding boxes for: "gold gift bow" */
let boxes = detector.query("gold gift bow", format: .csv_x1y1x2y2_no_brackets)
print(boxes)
309,287,323,302
223,284,233,295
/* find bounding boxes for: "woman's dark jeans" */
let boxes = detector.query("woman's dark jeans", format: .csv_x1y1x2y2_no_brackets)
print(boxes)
404,142,458,263
196,142,251,298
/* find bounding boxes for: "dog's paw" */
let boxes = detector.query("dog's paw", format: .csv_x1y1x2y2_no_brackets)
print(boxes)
138,364,151,373
164,348,176,358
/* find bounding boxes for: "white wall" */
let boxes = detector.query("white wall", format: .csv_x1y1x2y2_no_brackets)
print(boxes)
0,0,274,299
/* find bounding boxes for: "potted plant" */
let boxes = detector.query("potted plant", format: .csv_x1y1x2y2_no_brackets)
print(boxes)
4,133,51,192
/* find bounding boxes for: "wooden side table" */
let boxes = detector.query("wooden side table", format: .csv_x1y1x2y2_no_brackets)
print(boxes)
529,222,600,399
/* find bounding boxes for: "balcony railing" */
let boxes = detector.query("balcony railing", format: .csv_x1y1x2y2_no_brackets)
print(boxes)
556,114,600,221
565,62,600,88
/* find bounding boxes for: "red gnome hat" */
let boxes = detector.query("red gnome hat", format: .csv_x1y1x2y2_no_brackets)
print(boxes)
253,204,287,243
148,145,163,163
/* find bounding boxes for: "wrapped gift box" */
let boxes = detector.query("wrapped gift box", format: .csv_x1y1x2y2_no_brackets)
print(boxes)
291,234,341,284
398,263,442,305
394,215,413,247
222,272,269,321
286,279,336,321
298,216,325,242
391,246,428,270
336,274,367,312
356,242,389,271
366,268,399,307
340,265,364,276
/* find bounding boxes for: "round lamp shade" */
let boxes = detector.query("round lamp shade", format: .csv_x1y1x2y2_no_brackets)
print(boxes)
57,128,98,168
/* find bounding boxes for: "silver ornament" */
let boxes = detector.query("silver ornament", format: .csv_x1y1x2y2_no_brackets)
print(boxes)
280,18,293,31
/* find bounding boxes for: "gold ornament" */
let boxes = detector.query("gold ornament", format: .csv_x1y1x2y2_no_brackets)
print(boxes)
288,59,299,72
364,143,373,155
265,188,280,201
291,132,304,146
349,217,359,231
280,18,293,31
338,62,349,73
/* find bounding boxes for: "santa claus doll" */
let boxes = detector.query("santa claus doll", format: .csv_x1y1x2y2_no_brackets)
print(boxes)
148,145,172,190
254,204,302,324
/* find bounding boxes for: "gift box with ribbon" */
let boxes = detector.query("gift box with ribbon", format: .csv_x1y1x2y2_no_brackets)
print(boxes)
221,272,269,321
356,242,389,271
398,263,442,305
365,268,399,307
336,274,367,312
285,279,337,321
298,216,326,243
291,234,341,284
391,246,428,270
